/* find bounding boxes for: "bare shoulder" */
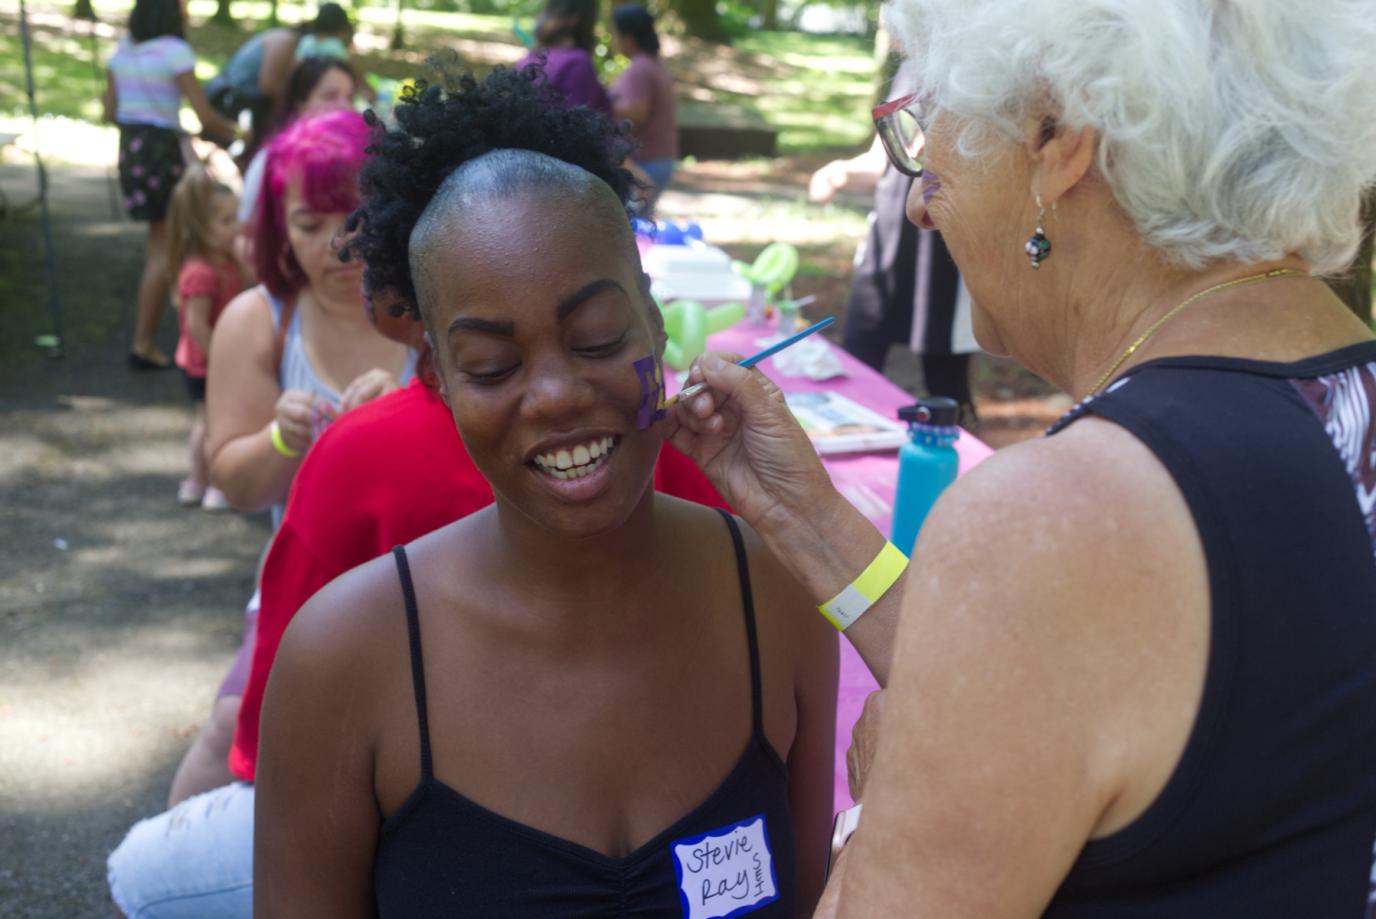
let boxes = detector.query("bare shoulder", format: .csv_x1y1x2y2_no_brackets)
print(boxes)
920,415,1197,578
895,415,1210,830
276,549,409,691
907,415,1207,673
683,501,837,676
210,286,275,358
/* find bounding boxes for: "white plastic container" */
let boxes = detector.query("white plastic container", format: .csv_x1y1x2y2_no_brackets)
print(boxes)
643,243,753,306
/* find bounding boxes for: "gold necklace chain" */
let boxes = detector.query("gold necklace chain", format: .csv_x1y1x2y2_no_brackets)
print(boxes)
1086,267,1307,396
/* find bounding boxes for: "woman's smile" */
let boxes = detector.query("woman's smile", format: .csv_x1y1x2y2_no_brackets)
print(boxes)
530,433,620,480
526,431,623,501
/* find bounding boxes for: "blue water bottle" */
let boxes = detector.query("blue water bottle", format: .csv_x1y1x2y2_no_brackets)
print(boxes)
891,397,961,557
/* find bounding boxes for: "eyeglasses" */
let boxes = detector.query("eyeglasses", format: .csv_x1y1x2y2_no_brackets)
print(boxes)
873,92,927,178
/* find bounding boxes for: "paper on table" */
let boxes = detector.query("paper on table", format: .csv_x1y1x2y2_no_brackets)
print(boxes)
785,391,908,455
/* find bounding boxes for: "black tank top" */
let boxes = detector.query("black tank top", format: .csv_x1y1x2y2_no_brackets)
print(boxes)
373,509,798,918
1044,342,1376,917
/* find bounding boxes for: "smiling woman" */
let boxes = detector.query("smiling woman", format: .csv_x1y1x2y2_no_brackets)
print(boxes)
250,65,839,918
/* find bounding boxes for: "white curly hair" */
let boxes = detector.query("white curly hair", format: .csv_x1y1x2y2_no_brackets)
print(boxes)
884,0,1376,274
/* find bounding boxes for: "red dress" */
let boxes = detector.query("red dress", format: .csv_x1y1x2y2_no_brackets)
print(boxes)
174,257,245,379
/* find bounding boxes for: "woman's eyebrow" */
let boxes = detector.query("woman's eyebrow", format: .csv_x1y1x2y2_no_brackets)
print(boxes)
448,316,516,337
289,208,321,219
555,279,625,321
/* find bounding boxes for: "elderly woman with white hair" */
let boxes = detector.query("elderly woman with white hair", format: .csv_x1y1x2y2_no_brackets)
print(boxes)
666,0,1376,915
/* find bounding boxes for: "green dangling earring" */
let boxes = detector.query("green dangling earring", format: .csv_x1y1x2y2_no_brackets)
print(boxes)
1024,194,1051,269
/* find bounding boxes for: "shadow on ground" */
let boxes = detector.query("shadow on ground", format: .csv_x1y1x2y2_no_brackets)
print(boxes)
1,162,268,917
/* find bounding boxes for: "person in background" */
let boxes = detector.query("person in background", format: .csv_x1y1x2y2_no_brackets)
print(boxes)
517,0,611,114
810,62,977,423
671,0,1376,914
237,55,358,231
204,2,365,157
103,0,239,370
165,168,246,511
206,108,413,522
609,3,677,206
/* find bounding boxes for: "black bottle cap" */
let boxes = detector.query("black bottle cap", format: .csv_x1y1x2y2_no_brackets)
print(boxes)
898,396,960,426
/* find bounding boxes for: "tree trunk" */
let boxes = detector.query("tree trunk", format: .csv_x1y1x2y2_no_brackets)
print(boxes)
391,0,405,50
673,0,727,42
268,0,279,26
211,0,234,25
72,0,96,21
761,0,778,31
1325,189,1376,326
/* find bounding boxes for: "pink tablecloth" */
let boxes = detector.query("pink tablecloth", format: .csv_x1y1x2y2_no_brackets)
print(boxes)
705,325,994,808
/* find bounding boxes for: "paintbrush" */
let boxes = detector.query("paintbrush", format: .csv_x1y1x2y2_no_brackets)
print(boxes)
666,316,836,408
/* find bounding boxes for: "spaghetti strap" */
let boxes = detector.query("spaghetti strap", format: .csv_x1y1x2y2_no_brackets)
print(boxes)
714,509,764,738
261,284,296,379
392,545,434,781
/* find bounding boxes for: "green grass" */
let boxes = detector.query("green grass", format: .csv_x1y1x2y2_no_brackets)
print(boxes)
3,0,876,157
714,31,876,155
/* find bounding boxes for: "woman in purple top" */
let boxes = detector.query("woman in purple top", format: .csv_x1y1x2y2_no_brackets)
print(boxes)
610,4,677,196
516,0,611,115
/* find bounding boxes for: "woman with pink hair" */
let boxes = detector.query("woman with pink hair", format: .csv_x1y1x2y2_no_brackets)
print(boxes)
205,107,414,521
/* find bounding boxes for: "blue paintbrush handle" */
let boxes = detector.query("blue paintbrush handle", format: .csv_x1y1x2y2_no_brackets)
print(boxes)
670,316,836,405
737,316,836,369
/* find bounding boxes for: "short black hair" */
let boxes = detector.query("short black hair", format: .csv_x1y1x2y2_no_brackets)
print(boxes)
612,4,659,55
285,56,355,114
128,0,184,43
534,0,599,53
308,2,352,36
345,58,636,319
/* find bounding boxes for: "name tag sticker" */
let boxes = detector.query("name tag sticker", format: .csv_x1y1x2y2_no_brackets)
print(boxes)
671,814,778,919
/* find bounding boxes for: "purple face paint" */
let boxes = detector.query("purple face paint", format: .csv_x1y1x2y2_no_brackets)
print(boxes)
920,170,943,204
632,354,666,430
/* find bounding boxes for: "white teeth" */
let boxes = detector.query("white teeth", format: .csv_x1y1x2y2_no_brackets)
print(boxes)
532,436,619,477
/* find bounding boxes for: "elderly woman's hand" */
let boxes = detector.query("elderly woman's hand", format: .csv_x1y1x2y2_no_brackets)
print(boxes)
847,690,885,802
338,368,400,414
667,353,902,684
665,353,835,536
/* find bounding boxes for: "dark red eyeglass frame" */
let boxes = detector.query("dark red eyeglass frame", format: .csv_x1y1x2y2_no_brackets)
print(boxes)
872,91,926,179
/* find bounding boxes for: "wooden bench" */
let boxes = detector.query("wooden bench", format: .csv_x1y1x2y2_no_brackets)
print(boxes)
677,101,778,160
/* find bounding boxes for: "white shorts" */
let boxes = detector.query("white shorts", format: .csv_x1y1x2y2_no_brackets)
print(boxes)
107,782,254,918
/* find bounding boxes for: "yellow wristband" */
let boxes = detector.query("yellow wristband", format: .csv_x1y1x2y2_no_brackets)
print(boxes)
818,541,909,631
269,420,302,459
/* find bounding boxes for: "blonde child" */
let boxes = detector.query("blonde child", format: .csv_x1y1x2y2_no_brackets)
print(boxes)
166,169,246,509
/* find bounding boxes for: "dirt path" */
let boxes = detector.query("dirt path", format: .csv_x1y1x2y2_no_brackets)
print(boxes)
0,162,269,916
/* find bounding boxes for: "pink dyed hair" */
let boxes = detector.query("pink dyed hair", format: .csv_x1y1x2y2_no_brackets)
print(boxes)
252,108,371,299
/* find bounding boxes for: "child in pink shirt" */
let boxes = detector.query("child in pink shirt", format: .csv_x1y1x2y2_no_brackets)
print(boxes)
166,170,246,509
